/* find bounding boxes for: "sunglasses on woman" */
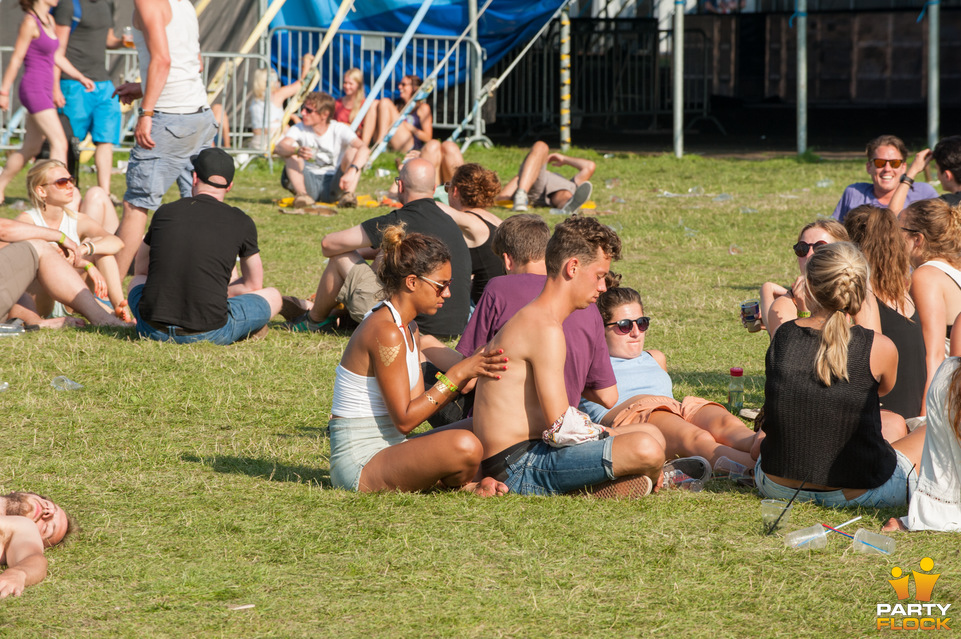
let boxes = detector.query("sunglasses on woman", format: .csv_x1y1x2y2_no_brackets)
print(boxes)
605,317,650,334
418,275,451,296
793,240,827,257
44,176,76,190
871,158,903,169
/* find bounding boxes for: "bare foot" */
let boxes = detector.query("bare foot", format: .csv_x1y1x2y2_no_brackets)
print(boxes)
37,317,86,329
882,517,908,532
462,476,509,497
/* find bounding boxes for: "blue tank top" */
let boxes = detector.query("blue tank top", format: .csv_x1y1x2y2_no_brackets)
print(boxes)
578,351,673,423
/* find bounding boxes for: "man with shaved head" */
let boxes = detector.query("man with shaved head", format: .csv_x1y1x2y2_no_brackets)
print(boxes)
0,492,73,598
283,158,471,337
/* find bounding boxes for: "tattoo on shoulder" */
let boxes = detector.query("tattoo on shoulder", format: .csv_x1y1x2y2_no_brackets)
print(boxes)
377,339,400,367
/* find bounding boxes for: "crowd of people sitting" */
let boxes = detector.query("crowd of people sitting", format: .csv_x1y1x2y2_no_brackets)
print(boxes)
2,0,961,592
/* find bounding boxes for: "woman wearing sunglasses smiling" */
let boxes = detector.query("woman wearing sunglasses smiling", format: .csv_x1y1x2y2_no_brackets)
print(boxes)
14,159,128,325
757,219,849,338
832,135,937,224
579,275,759,474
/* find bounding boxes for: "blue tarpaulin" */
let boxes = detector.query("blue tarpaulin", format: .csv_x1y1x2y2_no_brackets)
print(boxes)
270,0,564,98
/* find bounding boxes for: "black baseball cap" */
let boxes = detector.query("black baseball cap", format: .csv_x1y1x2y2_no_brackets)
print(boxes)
190,147,234,188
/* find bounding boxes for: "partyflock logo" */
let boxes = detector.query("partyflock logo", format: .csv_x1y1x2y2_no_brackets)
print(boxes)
876,557,951,630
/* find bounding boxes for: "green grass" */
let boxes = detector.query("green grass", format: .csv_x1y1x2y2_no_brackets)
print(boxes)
0,148,954,637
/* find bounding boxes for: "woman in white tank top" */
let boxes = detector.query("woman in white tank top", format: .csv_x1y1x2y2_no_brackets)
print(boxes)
14,160,129,325
901,197,961,413
328,223,508,495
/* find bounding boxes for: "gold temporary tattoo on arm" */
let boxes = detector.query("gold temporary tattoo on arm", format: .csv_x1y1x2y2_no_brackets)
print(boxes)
377,339,401,367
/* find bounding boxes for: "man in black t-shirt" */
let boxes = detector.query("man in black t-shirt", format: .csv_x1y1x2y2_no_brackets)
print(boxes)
282,158,471,338
127,148,282,344
53,0,123,196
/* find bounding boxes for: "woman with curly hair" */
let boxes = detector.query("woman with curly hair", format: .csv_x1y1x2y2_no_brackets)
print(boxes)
438,163,505,304
327,223,507,495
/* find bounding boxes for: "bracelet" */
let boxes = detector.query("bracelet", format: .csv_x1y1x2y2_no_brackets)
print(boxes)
82,239,96,256
798,311,811,318
434,372,458,393
84,262,93,272
425,391,439,406
349,164,360,172
58,232,66,246
900,174,915,186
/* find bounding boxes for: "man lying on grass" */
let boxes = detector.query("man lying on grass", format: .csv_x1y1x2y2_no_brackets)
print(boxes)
472,216,665,497
0,492,72,598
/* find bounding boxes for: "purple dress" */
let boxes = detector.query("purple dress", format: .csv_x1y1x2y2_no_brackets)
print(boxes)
18,13,58,114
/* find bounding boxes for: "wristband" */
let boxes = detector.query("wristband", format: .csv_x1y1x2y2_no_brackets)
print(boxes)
138,107,154,118
434,372,458,393
84,262,93,272
797,311,811,318
349,164,360,172
900,174,915,186
58,232,66,246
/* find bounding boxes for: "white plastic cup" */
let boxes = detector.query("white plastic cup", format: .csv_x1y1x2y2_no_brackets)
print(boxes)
715,456,749,478
784,524,828,550
852,529,896,555
761,499,792,531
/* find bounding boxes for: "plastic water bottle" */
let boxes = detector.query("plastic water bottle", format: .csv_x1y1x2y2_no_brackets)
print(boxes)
727,367,744,414
51,376,83,391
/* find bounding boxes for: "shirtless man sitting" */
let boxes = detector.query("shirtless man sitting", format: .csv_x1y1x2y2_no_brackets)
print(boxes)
471,216,665,497
0,492,71,598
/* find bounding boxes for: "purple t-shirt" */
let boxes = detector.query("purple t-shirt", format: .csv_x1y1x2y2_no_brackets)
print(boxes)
456,273,616,405
832,182,939,223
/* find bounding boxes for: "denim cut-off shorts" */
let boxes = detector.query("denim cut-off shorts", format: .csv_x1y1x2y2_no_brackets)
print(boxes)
328,415,406,491
755,450,918,508
500,438,615,496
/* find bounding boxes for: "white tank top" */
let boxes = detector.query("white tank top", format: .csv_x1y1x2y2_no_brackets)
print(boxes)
331,301,421,418
25,207,80,244
134,0,207,113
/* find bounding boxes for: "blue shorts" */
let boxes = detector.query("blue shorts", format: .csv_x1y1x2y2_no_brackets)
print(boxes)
328,415,406,491
302,167,345,203
124,109,218,210
129,284,271,345
59,79,121,145
755,451,918,508
497,438,615,496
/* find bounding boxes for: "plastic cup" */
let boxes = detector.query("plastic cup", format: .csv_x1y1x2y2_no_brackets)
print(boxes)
785,524,828,550
715,456,748,478
760,499,792,531
852,529,896,555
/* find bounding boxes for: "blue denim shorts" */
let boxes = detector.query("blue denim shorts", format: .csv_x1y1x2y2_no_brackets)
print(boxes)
328,415,405,491
755,451,918,508
303,166,345,203
129,284,272,345
124,109,218,210
498,438,615,496
59,79,121,144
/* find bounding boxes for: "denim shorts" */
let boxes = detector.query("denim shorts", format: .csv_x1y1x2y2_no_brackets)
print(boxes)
328,415,405,491
498,438,615,496
755,451,918,508
59,79,121,144
124,109,218,210
129,284,272,345
303,166,345,203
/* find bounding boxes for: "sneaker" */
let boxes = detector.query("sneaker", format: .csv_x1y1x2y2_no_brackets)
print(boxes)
561,181,593,214
293,193,315,209
581,474,653,499
281,312,335,333
337,191,358,208
512,189,529,212
663,456,711,489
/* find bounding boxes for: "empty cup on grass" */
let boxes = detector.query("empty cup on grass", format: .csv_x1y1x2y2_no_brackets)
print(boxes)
785,524,827,550
760,499,792,531
852,529,895,555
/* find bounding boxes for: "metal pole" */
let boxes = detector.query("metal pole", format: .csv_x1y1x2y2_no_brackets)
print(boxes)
796,0,807,155
928,0,940,148
259,0,268,58
673,0,683,158
468,0,485,145
560,6,571,151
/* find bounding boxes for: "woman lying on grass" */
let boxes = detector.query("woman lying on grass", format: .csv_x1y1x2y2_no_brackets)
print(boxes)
755,242,925,507
328,223,508,495
884,356,961,531
754,219,849,338
579,275,758,474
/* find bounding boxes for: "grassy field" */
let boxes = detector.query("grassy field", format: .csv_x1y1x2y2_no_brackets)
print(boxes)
1,147,955,638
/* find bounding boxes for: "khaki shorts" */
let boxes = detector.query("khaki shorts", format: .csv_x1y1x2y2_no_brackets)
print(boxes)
0,242,39,319
607,395,723,428
524,164,577,208
335,262,381,322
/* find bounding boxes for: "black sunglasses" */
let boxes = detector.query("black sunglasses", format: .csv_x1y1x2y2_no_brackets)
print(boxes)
301,106,316,114
605,317,650,334
793,240,827,257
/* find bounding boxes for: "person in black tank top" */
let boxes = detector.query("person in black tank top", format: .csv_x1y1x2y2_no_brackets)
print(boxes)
757,242,926,508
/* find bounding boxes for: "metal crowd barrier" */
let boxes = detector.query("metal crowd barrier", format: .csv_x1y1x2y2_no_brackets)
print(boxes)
488,17,719,137
267,26,485,136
